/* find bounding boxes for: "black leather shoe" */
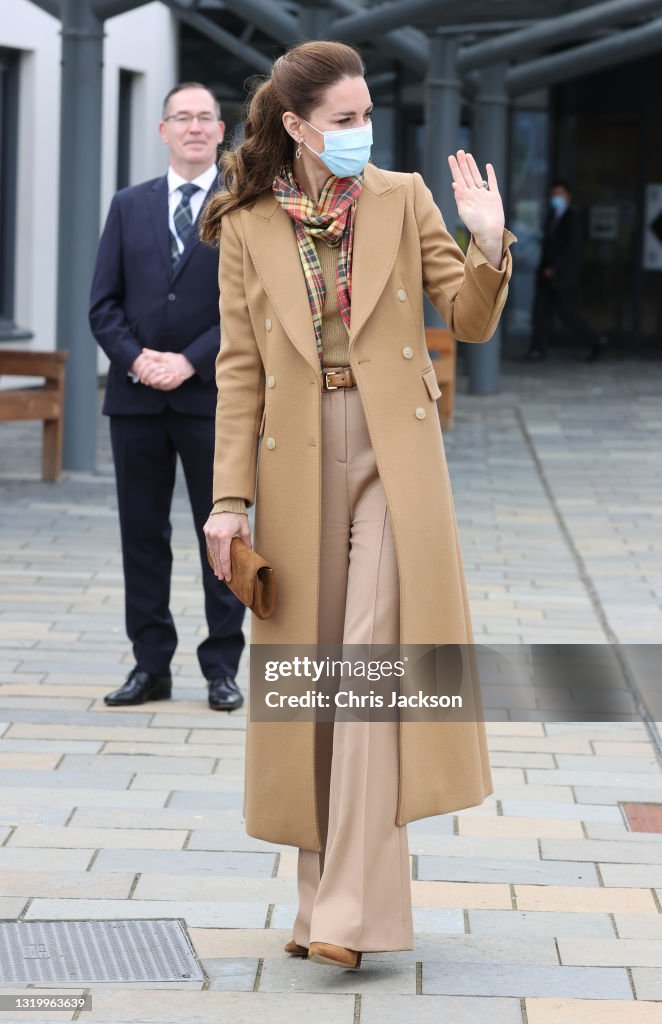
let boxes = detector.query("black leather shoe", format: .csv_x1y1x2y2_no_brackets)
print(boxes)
208,676,244,711
104,666,172,706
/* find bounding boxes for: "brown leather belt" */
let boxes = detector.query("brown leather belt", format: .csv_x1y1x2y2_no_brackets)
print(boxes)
323,366,356,391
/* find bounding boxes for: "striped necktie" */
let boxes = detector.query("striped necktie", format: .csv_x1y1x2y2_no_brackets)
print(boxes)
170,182,200,266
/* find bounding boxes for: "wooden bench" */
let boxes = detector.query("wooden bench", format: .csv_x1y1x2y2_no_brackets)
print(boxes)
425,327,456,428
0,350,68,481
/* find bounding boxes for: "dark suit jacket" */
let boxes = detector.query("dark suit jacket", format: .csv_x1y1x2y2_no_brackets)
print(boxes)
538,205,583,290
89,174,221,417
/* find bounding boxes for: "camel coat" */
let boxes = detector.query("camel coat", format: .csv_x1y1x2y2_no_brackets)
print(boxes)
213,162,517,851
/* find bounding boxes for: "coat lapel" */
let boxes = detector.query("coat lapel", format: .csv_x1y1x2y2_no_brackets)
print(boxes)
349,164,406,347
243,163,405,372
147,176,172,278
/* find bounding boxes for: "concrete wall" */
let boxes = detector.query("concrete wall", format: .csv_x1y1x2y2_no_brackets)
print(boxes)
1,0,177,363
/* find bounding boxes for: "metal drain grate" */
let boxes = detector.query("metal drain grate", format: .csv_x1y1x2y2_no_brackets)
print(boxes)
0,920,204,985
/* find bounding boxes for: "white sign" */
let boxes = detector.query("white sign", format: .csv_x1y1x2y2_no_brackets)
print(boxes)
643,183,662,271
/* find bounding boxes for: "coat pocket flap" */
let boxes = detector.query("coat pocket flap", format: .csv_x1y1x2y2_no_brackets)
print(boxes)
422,366,442,401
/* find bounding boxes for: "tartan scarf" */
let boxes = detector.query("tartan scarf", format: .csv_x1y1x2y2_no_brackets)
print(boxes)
272,164,363,370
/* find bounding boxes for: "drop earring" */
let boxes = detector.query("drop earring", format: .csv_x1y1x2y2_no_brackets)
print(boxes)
295,140,302,159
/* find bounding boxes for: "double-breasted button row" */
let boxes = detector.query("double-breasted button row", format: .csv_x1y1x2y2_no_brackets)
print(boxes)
402,346,413,359
266,375,275,388
398,288,407,301
265,437,276,449
265,318,272,332
415,407,426,420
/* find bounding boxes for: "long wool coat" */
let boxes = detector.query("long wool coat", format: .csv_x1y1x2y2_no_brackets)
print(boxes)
213,162,517,851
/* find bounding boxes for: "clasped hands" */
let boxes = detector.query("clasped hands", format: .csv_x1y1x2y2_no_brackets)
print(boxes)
131,348,195,390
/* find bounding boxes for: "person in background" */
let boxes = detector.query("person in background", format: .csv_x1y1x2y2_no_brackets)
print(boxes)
525,179,607,363
89,82,246,712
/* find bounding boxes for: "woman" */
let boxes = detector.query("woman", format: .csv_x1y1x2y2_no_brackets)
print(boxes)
202,39,516,969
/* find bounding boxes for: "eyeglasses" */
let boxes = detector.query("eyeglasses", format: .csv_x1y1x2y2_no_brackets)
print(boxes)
164,113,218,125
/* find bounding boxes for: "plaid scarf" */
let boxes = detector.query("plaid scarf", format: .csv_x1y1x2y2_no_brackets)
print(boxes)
272,164,363,371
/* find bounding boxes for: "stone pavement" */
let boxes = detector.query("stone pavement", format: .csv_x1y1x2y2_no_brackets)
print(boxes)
0,355,661,1022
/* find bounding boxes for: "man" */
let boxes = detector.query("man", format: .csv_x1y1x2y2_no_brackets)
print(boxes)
526,179,607,363
89,82,246,711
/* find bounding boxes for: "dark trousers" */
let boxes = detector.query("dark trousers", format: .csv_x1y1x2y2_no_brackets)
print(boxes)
109,409,245,679
530,278,599,355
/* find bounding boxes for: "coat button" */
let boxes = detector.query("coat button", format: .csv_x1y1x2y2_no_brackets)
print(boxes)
415,407,426,419
402,346,413,359
265,318,272,331
398,288,407,301
265,436,276,449
266,375,275,388
167,292,176,301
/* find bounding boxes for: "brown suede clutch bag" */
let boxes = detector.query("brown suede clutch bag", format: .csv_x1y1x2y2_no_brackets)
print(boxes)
206,537,275,619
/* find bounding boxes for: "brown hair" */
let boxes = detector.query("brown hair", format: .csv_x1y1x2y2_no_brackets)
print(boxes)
162,82,221,119
199,40,365,244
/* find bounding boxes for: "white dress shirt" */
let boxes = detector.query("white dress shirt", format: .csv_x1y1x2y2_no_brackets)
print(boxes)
167,163,218,254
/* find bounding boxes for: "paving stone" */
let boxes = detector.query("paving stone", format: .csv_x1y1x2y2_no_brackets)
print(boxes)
0,847,94,870
514,885,658,914
422,962,632,998
541,838,662,864
59,753,217,774
0,804,71,825
258,955,416,993
600,864,662,887
82,990,356,1023
360,994,523,1024
203,958,259,991
527,770,662,789
558,937,662,967
92,848,276,877
468,909,615,938
500,800,624,823
458,816,584,838
0,869,135,898
25,898,268,928
4,723,188,742
418,855,598,886
525,997,662,1023
409,835,541,858
614,914,662,939
133,875,297,902
575,786,662,805
8,825,188,849
410,881,512,909
166,791,244,810
0,769,134,790
631,967,662,1000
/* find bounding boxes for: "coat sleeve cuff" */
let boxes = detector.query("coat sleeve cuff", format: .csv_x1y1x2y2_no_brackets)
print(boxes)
210,497,248,515
467,227,518,271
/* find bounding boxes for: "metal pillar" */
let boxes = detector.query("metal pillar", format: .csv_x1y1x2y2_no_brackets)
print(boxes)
423,33,461,329
299,2,333,38
465,61,509,395
55,0,104,470
458,0,662,73
331,0,465,41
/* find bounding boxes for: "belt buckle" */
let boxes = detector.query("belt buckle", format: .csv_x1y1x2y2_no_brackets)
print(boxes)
325,371,339,391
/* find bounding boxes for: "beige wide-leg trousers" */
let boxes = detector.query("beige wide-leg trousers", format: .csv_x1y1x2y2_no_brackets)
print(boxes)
292,384,414,953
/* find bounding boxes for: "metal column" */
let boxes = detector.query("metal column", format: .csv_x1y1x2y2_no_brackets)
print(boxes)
423,32,461,328
55,0,104,470
299,2,333,38
465,61,509,395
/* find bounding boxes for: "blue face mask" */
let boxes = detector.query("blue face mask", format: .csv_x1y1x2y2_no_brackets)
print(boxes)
550,194,568,216
302,118,373,178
